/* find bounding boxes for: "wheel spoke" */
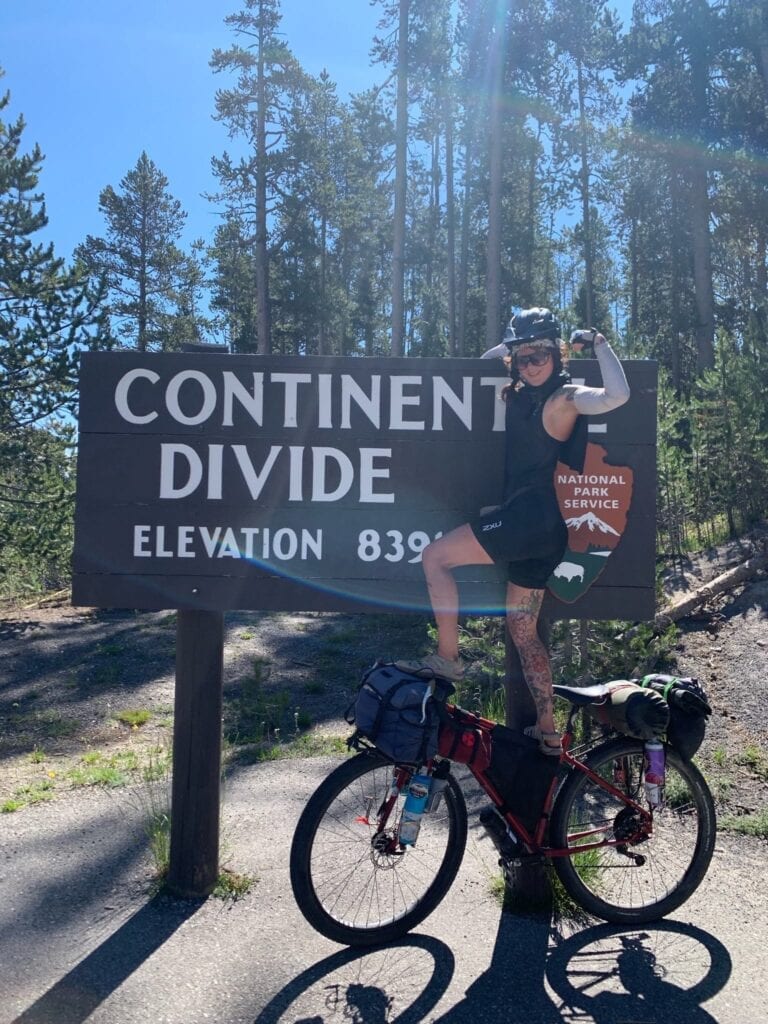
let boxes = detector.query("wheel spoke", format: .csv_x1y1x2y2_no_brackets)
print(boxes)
291,755,467,945
552,739,715,923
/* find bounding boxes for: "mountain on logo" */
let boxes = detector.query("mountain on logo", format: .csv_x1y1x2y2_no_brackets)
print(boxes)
564,512,620,538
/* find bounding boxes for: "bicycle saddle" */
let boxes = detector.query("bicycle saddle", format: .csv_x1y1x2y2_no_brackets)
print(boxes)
552,683,610,706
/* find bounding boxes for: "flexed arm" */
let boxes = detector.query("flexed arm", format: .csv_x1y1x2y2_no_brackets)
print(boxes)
568,332,630,414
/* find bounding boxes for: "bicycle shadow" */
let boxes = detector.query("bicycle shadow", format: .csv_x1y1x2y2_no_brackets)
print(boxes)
545,919,732,1024
253,935,455,1024
250,913,732,1024
249,912,559,1024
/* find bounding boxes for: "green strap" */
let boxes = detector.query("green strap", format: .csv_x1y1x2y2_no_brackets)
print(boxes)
641,674,680,701
663,678,679,701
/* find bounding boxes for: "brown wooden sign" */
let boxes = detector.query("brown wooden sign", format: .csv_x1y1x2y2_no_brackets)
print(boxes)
73,352,657,620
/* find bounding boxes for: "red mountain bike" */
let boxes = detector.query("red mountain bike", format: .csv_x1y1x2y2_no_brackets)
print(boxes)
290,683,716,947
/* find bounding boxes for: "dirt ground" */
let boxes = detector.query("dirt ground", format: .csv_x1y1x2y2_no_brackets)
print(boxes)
1,527,767,825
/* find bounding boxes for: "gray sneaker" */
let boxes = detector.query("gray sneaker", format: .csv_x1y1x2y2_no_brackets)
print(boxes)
394,653,465,682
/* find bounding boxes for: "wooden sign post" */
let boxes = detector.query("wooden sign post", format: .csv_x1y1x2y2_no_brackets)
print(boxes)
167,610,223,897
73,352,657,898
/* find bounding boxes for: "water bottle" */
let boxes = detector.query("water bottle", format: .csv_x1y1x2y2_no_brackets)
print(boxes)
399,773,431,846
643,739,665,808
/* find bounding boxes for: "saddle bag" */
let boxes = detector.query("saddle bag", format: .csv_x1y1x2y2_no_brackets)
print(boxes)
585,680,670,740
346,661,453,764
636,674,711,760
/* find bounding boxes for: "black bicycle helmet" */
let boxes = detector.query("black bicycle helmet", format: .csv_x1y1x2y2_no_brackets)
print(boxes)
503,307,560,347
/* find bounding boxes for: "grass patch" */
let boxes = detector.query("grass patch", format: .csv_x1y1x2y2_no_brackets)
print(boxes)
232,731,349,764
1,799,24,813
28,746,46,764
719,809,768,839
67,750,140,788
31,710,79,739
142,747,172,783
225,658,317,748
735,745,768,781
213,868,256,901
146,810,172,878
114,709,152,728
12,780,56,807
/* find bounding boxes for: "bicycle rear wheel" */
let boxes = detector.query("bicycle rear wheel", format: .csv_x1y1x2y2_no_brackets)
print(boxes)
550,737,716,924
290,752,467,946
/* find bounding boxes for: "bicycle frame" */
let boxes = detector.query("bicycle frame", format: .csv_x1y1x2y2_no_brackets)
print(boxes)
372,702,654,861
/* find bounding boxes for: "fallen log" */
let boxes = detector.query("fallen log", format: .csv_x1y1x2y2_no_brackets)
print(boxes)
624,550,768,640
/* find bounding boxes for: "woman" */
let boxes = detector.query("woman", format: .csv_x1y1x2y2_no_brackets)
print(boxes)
398,308,630,754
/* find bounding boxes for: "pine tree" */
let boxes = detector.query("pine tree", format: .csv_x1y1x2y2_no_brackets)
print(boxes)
210,0,312,354
0,80,106,591
0,87,106,433
76,152,191,351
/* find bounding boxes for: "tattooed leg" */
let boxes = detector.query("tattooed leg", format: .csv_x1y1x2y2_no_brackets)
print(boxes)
505,586,557,736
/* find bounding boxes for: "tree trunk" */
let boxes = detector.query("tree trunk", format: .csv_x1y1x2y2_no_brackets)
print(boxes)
690,161,715,373
255,17,271,354
522,138,538,304
629,214,638,340
669,166,683,393
444,90,457,356
391,0,409,357
457,133,473,357
576,60,594,327
319,209,328,355
485,21,504,351
689,28,714,374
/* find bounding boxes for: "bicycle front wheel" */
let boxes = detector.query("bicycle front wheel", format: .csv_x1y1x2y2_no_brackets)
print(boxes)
550,737,716,924
290,752,467,946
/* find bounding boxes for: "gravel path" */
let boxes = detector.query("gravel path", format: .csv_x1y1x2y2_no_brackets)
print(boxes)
1,543,767,1023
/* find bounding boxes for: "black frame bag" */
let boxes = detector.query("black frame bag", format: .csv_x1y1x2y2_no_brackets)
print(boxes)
484,725,562,832
346,662,454,763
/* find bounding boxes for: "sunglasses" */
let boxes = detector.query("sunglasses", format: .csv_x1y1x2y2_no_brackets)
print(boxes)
514,350,552,369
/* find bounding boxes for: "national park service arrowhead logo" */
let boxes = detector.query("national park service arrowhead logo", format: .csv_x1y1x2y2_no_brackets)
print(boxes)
547,443,634,603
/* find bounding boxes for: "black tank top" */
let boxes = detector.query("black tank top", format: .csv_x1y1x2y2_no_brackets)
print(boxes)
502,371,587,502
503,384,565,503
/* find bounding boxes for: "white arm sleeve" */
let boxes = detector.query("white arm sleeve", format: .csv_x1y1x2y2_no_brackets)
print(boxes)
480,342,509,360
571,339,630,415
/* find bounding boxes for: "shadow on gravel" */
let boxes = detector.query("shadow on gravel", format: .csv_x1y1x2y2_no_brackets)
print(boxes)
10,893,201,1024
254,935,455,1024
251,914,732,1024
434,911,557,1023
0,619,42,641
252,913,557,1024
546,920,732,1023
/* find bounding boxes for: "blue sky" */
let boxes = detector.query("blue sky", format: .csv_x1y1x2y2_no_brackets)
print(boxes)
2,1,634,263
0,0,382,258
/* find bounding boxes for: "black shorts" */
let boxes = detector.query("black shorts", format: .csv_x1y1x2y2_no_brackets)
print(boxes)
470,493,568,590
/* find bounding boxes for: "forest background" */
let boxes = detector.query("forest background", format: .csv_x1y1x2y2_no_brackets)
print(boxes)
1,0,767,602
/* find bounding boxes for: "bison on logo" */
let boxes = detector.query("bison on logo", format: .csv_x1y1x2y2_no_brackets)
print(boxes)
547,444,634,603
